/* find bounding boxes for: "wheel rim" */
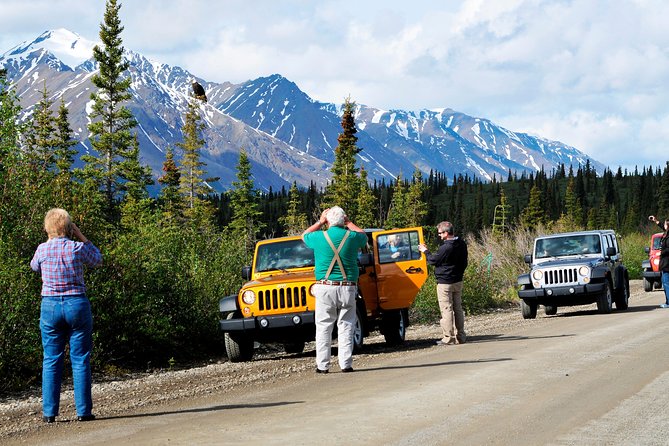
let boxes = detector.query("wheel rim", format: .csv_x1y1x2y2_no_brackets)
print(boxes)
354,313,363,346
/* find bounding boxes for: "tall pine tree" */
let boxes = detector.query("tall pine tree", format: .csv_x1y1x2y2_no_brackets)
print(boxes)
177,100,212,224
81,0,146,218
324,96,361,219
229,149,264,253
279,182,308,235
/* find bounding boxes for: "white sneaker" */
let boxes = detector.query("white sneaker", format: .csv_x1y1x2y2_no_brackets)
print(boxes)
660,303,669,308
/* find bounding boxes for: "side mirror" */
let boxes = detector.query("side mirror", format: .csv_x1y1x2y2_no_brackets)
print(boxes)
644,246,650,254
524,254,532,264
606,247,616,257
242,266,251,281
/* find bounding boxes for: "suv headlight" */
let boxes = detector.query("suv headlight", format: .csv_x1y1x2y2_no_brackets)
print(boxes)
531,270,543,281
578,266,591,283
242,290,256,305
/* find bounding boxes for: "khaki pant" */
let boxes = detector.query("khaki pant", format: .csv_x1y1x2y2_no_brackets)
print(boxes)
437,282,466,344
314,283,357,371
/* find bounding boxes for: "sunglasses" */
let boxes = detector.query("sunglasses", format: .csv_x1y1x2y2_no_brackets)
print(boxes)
438,231,446,234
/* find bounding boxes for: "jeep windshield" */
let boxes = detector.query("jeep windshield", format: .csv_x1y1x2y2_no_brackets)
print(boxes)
534,234,601,259
254,239,315,272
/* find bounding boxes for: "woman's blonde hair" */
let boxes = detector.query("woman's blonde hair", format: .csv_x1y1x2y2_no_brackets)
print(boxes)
44,208,72,238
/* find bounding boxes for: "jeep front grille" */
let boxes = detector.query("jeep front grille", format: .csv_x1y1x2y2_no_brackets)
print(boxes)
258,286,308,311
543,267,579,286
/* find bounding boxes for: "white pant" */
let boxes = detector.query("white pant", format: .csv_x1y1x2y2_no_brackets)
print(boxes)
314,284,357,370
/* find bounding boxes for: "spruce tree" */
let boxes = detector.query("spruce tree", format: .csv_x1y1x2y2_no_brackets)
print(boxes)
24,82,56,173
385,172,409,228
557,176,583,230
406,168,427,227
177,100,210,215
54,99,78,179
657,162,669,216
519,185,545,230
158,147,183,220
81,0,142,217
355,167,377,228
0,68,22,175
229,149,264,253
279,182,308,235
324,96,361,218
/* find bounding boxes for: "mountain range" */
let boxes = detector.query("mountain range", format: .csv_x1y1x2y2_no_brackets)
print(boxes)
0,29,604,193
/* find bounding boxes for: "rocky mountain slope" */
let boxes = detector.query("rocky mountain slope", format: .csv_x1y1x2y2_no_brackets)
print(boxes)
1,29,603,192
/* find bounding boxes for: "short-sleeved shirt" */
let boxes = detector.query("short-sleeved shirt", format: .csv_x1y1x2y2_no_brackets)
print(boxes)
303,226,368,281
30,237,103,296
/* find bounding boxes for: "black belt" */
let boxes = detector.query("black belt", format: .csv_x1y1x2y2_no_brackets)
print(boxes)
318,280,357,286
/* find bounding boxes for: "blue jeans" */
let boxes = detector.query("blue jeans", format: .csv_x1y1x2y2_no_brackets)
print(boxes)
40,296,93,418
663,272,669,305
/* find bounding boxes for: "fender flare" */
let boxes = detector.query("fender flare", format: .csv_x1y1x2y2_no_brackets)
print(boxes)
219,294,240,313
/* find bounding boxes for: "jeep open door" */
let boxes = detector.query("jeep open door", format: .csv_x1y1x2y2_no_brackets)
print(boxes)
372,227,428,310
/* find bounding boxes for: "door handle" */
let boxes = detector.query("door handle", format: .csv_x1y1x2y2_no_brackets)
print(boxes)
405,266,423,274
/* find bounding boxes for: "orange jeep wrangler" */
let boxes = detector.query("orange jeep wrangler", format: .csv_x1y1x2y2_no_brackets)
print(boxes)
218,228,427,362
642,232,664,292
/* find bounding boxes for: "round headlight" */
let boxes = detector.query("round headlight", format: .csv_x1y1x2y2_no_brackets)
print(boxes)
531,270,543,281
242,290,256,305
653,258,660,266
578,266,590,277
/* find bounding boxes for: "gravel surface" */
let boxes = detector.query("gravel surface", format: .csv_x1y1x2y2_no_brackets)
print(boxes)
0,300,575,442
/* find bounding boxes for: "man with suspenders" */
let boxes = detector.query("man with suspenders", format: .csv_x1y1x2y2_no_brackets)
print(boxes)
302,206,368,373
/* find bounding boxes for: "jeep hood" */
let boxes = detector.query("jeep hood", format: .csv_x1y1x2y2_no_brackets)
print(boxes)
244,271,316,288
534,257,602,268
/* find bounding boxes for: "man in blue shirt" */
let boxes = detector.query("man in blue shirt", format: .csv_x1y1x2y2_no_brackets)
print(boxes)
302,206,367,373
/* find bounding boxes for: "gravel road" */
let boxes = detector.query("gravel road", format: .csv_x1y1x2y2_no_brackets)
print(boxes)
2,280,668,445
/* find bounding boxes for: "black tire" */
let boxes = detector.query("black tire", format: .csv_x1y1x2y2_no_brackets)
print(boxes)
352,304,365,353
283,341,305,354
614,278,630,310
597,281,613,314
223,313,254,362
521,300,537,319
382,309,407,345
655,280,663,290
643,276,653,292
544,305,557,316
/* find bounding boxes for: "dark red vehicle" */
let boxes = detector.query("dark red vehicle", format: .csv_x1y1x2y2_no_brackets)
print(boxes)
642,233,664,292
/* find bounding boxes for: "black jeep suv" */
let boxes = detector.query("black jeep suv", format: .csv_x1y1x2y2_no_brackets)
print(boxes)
517,230,630,319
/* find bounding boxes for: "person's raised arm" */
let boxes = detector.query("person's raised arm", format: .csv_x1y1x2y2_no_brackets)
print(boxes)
343,215,364,234
303,208,329,238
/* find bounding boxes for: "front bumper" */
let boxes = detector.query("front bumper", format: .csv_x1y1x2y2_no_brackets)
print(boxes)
518,282,607,306
220,311,315,333
642,270,661,280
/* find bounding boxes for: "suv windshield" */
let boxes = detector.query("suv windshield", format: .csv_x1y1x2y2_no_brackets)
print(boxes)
255,239,315,272
535,234,601,259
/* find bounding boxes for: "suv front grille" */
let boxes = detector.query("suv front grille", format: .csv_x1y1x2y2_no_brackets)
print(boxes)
258,286,308,311
542,267,579,286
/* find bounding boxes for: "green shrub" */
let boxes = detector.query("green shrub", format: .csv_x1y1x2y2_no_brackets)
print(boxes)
620,232,649,280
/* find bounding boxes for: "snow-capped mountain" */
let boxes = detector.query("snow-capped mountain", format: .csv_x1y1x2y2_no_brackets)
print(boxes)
1,29,603,192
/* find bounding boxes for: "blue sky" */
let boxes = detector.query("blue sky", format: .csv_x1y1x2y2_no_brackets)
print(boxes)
1,0,668,172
